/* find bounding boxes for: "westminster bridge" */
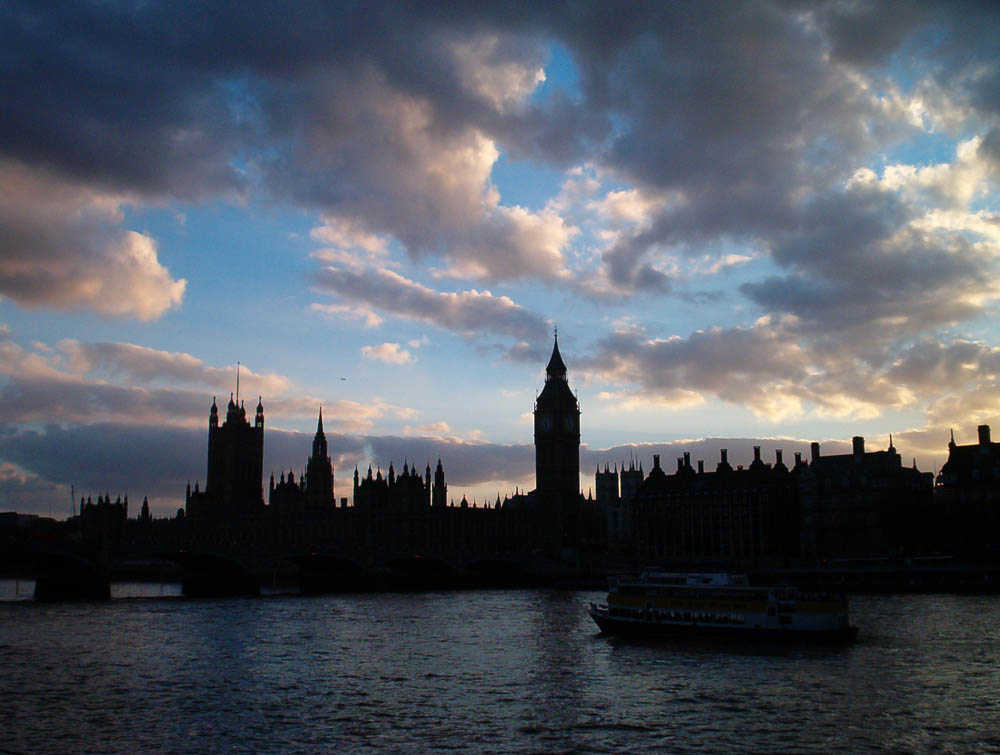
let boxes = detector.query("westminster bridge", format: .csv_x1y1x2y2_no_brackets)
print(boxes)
0,511,573,600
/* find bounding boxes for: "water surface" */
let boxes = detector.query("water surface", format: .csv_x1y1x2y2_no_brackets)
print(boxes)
2,587,998,752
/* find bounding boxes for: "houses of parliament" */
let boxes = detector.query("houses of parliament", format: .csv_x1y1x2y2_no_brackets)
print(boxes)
178,335,595,564
91,334,1000,568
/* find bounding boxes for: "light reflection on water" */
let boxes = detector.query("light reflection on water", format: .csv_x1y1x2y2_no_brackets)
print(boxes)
1,589,999,752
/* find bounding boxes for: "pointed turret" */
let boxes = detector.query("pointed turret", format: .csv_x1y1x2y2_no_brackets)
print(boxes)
433,458,447,507
545,330,567,381
311,407,328,459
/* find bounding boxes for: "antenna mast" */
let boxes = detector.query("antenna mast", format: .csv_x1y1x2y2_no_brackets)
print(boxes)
236,361,240,405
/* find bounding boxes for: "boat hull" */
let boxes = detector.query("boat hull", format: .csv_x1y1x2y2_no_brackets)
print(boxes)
588,605,859,643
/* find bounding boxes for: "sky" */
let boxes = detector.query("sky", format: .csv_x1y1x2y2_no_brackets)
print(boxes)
2,1,999,517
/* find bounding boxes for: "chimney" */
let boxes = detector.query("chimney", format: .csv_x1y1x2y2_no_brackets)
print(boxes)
979,425,991,446
698,460,704,474
811,442,820,462
775,449,783,466
683,451,691,468
853,436,865,456
721,449,728,464
753,446,761,462
653,454,661,470
794,451,802,466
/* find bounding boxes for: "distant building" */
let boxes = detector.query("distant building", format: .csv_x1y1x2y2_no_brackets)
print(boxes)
187,394,265,519
602,435,936,566
800,436,933,559
268,409,337,517
628,447,799,567
79,493,127,551
936,424,1000,555
173,334,593,565
595,460,641,548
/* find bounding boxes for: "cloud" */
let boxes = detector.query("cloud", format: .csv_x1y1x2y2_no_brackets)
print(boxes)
361,342,414,365
0,335,209,426
0,419,538,516
2,2,1000,510
56,340,289,394
584,322,811,420
314,266,549,342
310,217,389,256
581,317,937,422
0,161,186,320
450,33,546,113
403,421,451,436
588,188,668,225
740,178,1000,349
0,331,414,433
4,2,998,310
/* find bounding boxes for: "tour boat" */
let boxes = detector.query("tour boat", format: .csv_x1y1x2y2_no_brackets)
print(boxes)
588,571,858,641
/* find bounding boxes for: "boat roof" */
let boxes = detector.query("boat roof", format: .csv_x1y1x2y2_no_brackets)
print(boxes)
638,571,749,586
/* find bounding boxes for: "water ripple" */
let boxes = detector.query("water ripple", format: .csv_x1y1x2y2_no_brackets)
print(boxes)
1,590,999,752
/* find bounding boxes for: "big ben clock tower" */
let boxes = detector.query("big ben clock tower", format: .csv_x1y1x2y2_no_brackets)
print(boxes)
534,331,581,552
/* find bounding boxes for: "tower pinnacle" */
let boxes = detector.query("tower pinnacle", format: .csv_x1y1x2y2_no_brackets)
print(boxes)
545,330,567,380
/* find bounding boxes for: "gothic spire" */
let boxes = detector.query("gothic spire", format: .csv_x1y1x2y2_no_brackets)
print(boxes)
545,329,567,380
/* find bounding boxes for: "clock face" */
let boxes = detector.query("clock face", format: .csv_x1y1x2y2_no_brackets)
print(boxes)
563,415,576,431
538,414,552,431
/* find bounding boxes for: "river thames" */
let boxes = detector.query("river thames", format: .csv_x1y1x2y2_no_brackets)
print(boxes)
1,584,998,753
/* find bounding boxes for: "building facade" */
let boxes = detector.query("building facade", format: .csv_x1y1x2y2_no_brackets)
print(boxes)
936,424,1000,556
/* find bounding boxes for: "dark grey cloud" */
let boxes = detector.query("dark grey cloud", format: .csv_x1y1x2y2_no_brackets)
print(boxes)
6,1,997,302
887,340,1000,392
741,184,994,342
980,129,1000,173
0,373,206,426
567,2,1000,297
0,419,536,516
0,423,197,491
583,325,809,410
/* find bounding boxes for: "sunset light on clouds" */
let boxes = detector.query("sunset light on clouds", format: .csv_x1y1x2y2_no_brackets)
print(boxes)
2,2,999,515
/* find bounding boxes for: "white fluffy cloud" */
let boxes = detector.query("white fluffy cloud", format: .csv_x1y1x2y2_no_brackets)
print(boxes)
0,161,186,320
361,342,414,365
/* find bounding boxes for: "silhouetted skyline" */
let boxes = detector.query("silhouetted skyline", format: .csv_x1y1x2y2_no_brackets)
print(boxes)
2,3,999,516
